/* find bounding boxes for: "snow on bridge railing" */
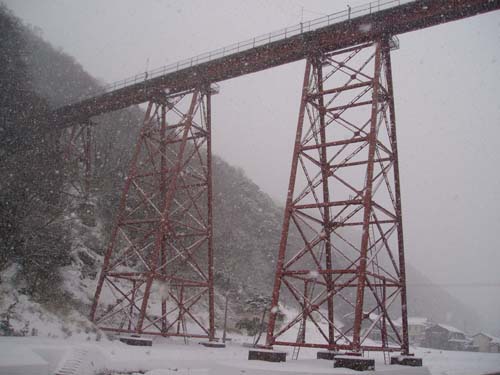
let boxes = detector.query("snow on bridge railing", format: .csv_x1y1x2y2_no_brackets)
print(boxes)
83,0,415,100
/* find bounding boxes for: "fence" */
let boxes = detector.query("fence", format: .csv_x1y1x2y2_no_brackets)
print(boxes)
89,0,414,98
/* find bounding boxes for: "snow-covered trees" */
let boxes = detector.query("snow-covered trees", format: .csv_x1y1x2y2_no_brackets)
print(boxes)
0,5,70,302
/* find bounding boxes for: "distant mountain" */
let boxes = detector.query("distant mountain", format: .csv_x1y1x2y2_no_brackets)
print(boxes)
405,265,482,334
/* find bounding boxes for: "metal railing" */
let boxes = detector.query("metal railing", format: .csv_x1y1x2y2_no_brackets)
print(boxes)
86,0,415,99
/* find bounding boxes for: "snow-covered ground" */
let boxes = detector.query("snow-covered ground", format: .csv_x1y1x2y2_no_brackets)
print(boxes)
1,256,499,375
1,222,498,375
1,335,499,375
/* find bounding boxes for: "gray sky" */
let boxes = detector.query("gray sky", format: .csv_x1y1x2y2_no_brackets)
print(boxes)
5,0,500,333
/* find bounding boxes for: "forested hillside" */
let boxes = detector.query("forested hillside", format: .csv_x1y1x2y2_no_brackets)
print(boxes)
0,4,70,305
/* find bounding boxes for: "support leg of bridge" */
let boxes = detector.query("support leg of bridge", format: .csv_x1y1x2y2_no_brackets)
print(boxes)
316,350,339,360
63,120,95,226
334,355,375,371
390,355,423,367
90,87,216,341
200,341,226,348
248,349,287,362
265,37,410,355
63,120,93,197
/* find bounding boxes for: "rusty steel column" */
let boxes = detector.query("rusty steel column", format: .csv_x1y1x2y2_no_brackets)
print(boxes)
205,86,216,341
160,102,168,334
135,91,200,333
90,88,216,340
128,280,137,331
266,60,312,348
382,37,410,355
267,40,408,354
352,40,382,351
83,124,92,195
314,57,335,346
63,120,93,198
89,102,154,323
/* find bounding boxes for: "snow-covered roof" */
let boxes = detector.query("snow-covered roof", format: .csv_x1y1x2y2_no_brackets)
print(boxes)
408,317,430,325
435,324,465,335
448,338,470,343
473,332,500,344
393,317,430,327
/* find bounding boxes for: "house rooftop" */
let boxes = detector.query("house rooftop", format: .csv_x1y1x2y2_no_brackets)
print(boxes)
473,332,500,344
448,338,470,343
435,323,465,335
394,317,430,326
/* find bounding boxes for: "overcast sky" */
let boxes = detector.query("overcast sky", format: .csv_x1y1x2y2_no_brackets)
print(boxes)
4,0,500,333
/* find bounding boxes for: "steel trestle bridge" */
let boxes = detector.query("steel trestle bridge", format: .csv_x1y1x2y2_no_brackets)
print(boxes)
47,0,500,362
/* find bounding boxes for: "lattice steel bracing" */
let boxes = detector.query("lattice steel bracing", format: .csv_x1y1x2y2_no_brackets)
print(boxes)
266,38,409,354
90,87,215,340
63,121,93,197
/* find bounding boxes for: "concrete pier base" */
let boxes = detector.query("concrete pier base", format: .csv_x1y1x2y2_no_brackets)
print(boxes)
334,355,375,371
200,341,226,348
248,349,286,362
118,336,152,346
316,350,339,360
391,355,423,367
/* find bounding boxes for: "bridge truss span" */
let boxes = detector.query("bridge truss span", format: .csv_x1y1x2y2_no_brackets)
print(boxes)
90,87,216,340
266,37,409,354
46,0,500,358
50,0,500,129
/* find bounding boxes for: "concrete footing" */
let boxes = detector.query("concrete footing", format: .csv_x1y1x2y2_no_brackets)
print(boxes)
119,336,152,346
200,341,226,348
334,355,375,371
391,355,423,367
316,350,339,360
248,349,286,362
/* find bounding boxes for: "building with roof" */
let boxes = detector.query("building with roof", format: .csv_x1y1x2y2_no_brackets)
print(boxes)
394,317,433,345
472,333,500,353
422,323,472,351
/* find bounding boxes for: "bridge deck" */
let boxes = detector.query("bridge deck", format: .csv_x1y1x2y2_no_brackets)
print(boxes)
50,0,500,128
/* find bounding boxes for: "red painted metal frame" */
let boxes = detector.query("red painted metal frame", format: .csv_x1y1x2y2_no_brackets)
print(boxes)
63,121,92,197
62,0,499,355
90,87,215,340
49,0,500,129
266,38,409,354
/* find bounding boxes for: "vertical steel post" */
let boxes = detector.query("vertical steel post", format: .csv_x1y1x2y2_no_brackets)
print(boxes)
206,87,216,341
90,102,154,322
266,61,312,347
382,279,388,349
382,37,410,355
91,89,215,341
315,57,335,346
128,280,137,331
63,120,93,198
352,40,382,351
136,92,199,332
222,293,229,344
267,40,408,354
302,280,309,343
160,102,168,334
83,122,92,196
